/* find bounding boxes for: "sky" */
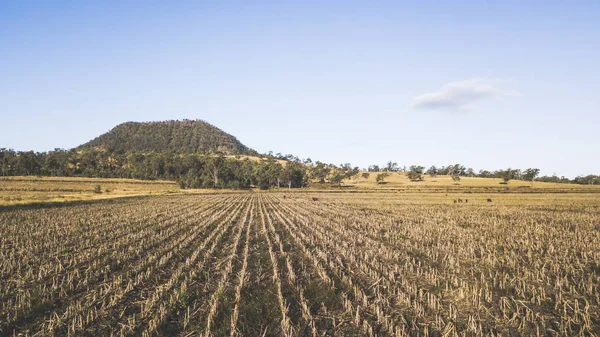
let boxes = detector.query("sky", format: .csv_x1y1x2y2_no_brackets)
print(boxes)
1,1,599,177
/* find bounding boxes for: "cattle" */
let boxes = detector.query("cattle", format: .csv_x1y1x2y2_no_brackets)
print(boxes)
453,200,457,204
487,198,493,202
283,195,287,199
457,199,463,203
465,199,468,203
312,197,319,201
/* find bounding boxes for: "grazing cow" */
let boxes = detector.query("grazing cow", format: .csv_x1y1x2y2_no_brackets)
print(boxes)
458,199,463,203
487,198,493,202
312,197,319,201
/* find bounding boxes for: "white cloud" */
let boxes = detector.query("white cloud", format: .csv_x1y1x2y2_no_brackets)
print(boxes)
410,79,519,111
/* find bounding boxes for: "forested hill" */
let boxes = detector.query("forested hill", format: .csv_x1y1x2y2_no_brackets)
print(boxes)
77,120,257,155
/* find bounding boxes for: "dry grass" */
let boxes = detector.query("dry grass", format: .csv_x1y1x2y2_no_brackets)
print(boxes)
345,172,600,192
0,176,179,206
226,154,289,166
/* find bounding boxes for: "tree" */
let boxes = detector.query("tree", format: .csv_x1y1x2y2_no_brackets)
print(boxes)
452,175,461,183
311,162,330,183
254,158,283,189
281,162,306,188
407,165,425,181
206,155,225,187
498,168,520,184
328,167,346,185
478,169,492,178
386,161,399,172
325,163,357,186
368,165,380,172
522,168,540,182
361,172,370,179
340,163,359,180
376,172,390,184
426,165,438,178
0,149,16,176
451,164,466,176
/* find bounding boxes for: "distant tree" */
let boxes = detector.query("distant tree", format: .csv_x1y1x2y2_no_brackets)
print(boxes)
478,169,492,178
426,165,438,178
452,164,466,176
573,174,600,185
340,163,360,180
281,162,306,188
368,165,380,172
386,161,399,172
452,175,461,183
254,158,283,189
311,162,330,183
407,165,425,181
328,167,346,186
376,172,390,184
206,155,225,187
361,172,370,179
498,168,519,184
522,168,540,182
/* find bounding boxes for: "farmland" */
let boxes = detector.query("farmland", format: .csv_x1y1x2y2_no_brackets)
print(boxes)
1,192,600,336
0,176,179,206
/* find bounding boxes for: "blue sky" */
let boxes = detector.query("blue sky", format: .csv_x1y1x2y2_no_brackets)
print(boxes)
1,1,599,177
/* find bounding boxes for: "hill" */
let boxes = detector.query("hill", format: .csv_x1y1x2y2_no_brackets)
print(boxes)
77,120,257,155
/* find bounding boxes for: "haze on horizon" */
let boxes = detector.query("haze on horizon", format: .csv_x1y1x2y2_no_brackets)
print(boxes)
1,1,599,178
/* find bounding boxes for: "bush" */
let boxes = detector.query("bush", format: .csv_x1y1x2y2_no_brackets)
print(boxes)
93,185,102,194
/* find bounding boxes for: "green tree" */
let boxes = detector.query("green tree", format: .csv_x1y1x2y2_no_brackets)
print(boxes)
310,162,330,183
386,161,399,172
522,168,540,182
281,162,306,188
206,155,225,187
498,168,519,184
407,165,425,181
426,165,438,178
376,172,389,184
361,172,370,179
327,167,345,185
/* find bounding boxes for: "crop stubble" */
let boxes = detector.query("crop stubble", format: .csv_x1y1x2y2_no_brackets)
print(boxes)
1,192,599,336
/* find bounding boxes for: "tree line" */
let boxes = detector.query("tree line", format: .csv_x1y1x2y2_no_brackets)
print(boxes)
0,148,357,190
367,161,600,185
1,149,598,188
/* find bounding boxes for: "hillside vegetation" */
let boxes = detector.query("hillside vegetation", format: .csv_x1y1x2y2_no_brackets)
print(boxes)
77,120,256,155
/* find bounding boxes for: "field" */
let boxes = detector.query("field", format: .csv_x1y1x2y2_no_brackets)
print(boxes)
345,173,600,193
0,176,180,206
1,191,600,336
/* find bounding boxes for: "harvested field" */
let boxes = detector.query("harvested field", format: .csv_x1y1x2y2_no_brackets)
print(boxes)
1,192,599,336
